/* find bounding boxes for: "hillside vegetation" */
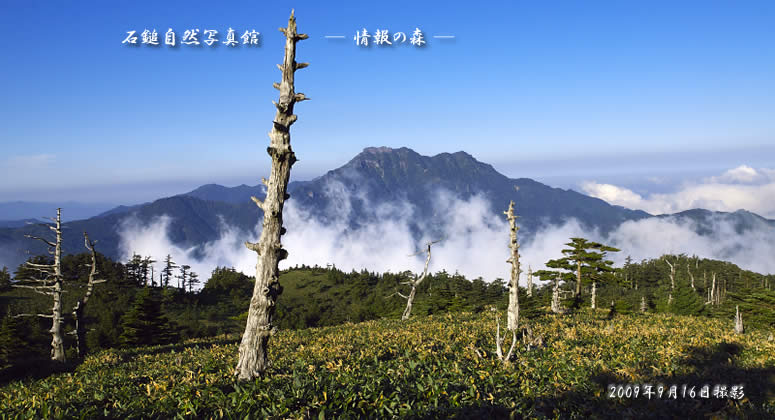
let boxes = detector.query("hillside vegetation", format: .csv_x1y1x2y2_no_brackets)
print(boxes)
2,310,774,419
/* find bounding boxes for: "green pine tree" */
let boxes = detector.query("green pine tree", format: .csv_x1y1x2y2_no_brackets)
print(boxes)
0,315,45,367
0,267,10,291
669,284,707,316
119,288,176,346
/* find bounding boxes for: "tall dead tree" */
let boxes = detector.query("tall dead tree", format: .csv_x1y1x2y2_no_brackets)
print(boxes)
394,240,439,321
72,232,106,358
495,201,521,363
526,265,533,298
235,10,308,381
504,201,520,331
13,208,66,362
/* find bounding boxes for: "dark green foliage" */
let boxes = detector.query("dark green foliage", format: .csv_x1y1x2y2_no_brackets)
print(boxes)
0,315,47,368
161,254,177,288
125,254,143,287
669,284,707,316
534,237,619,298
187,272,199,293
2,249,775,373
0,267,10,291
120,288,177,346
519,286,548,319
720,289,775,329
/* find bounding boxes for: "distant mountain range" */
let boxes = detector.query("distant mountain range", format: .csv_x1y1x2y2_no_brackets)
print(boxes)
0,147,772,271
0,201,116,222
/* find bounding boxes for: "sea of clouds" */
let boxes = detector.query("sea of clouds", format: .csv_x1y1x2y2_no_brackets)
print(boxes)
116,166,775,291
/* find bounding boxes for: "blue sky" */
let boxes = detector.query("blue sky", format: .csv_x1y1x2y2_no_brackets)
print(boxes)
0,0,773,205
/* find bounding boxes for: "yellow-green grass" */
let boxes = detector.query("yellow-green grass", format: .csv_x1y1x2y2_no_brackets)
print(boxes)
2,310,774,419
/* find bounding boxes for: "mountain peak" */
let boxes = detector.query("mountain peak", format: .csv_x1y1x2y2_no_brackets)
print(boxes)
362,146,398,154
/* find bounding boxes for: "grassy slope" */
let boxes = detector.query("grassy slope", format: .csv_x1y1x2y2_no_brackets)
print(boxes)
2,310,774,419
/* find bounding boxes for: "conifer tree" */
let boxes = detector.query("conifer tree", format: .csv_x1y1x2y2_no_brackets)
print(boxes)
178,265,190,290
537,237,619,299
0,267,10,290
0,313,51,367
188,271,200,293
161,254,177,288
669,284,706,316
120,288,175,346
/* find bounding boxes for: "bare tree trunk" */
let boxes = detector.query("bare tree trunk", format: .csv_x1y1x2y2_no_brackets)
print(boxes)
14,208,66,362
710,273,718,305
667,293,673,306
526,265,533,298
687,265,695,290
401,243,433,321
734,305,744,334
591,281,596,309
640,296,647,313
551,275,563,314
72,232,107,358
504,201,520,331
50,210,65,362
494,311,516,364
235,10,308,381
666,258,675,290
575,261,582,297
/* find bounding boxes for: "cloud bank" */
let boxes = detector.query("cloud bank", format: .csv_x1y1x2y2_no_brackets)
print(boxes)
117,177,775,291
581,165,775,218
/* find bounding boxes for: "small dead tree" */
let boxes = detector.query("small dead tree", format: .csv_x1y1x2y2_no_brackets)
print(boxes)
235,10,309,381
687,264,695,290
526,265,533,298
734,305,744,334
665,257,676,290
550,274,568,314
13,208,66,362
72,232,107,358
706,272,720,305
640,296,647,313
591,281,597,309
393,240,439,321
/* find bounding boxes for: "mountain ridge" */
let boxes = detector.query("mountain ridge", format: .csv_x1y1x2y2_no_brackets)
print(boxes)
0,147,770,271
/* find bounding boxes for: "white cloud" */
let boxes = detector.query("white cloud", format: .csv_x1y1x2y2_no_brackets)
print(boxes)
116,176,775,292
581,165,775,218
579,181,646,210
709,165,768,184
117,215,256,289
523,215,775,276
